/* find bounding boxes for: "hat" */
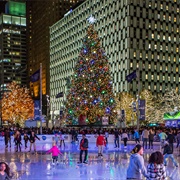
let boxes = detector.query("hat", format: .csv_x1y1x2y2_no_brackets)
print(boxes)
164,141,169,145
131,144,142,154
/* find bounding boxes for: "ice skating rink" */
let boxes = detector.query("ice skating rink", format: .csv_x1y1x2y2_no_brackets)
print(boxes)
0,140,180,180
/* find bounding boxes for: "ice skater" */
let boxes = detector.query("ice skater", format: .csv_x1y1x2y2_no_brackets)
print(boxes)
29,131,40,152
47,143,63,165
77,134,88,164
96,132,106,157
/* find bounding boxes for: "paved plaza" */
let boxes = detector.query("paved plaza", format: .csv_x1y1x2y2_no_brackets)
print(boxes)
0,140,180,180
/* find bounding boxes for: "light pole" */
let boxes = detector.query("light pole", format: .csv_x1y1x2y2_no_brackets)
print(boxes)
46,95,50,127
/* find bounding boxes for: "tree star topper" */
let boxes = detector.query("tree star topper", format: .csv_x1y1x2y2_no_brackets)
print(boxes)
87,15,96,24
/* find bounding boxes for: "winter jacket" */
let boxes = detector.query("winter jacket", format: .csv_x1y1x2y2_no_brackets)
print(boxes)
147,163,167,180
142,130,149,139
29,134,40,143
127,153,147,179
80,138,88,150
134,131,140,139
96,135,106,146
163,144,173,155
47,145,62,156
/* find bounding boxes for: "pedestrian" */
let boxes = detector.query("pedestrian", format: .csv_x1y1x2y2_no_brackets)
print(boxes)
166,130,175,153
142,128,149,149
114,129,120,148
54,133,59,146
4,129,11,149
77,134,88,164
134,129,140,144
163,141,178,167
15,131,21,152
29,131,40,152
0,162,10,180
104,130,109,147
176,131,180,148
96,132,106,157
60,133,65,148
24,132,29,149
148,129,154,150
127,144,148,179
121,129,129,148
158,130,167,148
147,151,167,180
47,143,63,165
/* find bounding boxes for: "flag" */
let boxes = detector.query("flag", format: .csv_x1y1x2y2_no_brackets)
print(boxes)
56,92,63,98
138,99,146,120
126,70,137,82
30,69,40,82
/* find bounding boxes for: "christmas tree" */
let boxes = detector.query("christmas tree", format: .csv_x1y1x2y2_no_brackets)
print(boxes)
66,18,116,125
1,81,34,126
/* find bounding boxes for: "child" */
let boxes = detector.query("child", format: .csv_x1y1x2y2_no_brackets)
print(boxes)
0,162,10,180
24,133,29,149
47,143,63,165
147,151,167,179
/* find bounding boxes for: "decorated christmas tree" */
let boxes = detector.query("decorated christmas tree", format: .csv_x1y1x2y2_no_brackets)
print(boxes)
65,17,116,125
1,81,34,126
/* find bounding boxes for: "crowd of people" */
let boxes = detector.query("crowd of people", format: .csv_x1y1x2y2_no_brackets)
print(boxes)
0,126,180,179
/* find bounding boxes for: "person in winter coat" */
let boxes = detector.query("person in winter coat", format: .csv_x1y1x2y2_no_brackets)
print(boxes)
121,130,129,148
47,143,63,165
29,131,40,152
15,131,22,152
134,129,140,144
163,141,178,167
127,144,148,180
78,134,88,164
24,132,29,149
148,129,155,150
147,151,167,180
96,132,106,157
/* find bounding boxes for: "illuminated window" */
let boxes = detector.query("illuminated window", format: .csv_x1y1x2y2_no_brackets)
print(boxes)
163,76,165,80
146,74,148,79
174,17,177,22
133,52,136,57
174,57,176,62
177,8,179,13
160,4,163,9
169,16,171,21
166,6,168,10
148,64,151,69
155,44,157,49
177,28,179,33
140,53,142,58
176,48,179,52
152,54,154,58
168,77,170,81
155,24,157,29
160,66,162,70
152,34,154,39
163,35,165,40
176,67,178,72
163,15,165,20
149,44,151,49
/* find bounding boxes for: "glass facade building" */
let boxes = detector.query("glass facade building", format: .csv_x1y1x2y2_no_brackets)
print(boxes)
50,0,180,112
0,10,27,97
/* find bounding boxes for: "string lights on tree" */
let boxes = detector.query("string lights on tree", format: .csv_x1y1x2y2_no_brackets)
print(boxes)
65,16,116,125
1,81,34,126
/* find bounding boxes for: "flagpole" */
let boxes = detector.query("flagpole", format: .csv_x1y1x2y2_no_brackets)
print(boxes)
40,63,42,134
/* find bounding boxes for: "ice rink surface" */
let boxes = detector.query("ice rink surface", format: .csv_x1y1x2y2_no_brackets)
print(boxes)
0,140,180,180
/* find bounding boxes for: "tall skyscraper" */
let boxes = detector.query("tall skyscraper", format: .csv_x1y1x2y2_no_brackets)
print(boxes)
0,0,27,96
49,0,180,113
26,0,85,115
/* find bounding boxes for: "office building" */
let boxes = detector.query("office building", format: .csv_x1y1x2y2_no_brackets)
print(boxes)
49,0,180,113
26,0,85,116
0,0,27,96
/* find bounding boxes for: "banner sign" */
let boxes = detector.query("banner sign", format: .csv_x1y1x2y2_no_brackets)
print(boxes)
34,100,40,120
138,99,145,120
